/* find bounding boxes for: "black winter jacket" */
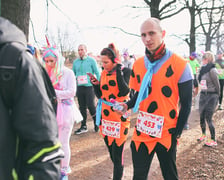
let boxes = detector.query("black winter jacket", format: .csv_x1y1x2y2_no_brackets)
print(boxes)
0,17,62,180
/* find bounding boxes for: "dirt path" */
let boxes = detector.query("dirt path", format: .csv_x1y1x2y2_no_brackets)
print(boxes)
69,106,224,180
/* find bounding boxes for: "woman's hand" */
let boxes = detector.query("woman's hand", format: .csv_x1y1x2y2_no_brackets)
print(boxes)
87,72,99,85
90,77,99,85
114,102,128,115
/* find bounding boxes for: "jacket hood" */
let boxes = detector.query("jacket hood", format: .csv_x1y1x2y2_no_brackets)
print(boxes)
0,17,26,47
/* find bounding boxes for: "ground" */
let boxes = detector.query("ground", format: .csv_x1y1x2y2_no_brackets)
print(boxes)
69,105,224,180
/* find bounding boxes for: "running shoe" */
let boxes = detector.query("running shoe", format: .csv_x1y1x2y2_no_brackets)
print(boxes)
74,126,88,135
197,134,206,142
217,104,223,110
204,139,217,147
184,124,189,130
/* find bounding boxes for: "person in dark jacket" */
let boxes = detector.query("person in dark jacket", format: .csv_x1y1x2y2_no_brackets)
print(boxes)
197,51,220,147
0,17,63,180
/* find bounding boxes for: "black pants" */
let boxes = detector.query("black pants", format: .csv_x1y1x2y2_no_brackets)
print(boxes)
131,137,178,180
199,93,218,140
77,86,96,128
104,136,125,180
193,74,199,88
219,79,224,105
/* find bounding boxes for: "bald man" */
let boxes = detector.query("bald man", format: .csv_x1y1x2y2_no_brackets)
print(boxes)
119,18,193,180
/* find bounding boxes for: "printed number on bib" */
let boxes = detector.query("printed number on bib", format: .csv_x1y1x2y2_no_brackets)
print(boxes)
77,75,88,85
200,80,207,90
102,119,121,138
136,111,164,138
217,69,224,75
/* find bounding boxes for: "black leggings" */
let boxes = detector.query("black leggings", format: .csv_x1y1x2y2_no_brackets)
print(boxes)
131,137,178,180
200,111,216,140
77,86,96,127
104,136,125,180
199,93,218,140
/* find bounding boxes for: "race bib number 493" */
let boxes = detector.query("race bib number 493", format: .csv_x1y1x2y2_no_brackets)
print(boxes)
136,111,164,138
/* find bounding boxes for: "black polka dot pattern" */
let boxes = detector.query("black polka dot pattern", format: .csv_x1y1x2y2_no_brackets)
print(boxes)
131,70,135,78
109,80,116,86
148,87,152,95
103,109,110,116
149,135,156,138
162,86,172,97
136,129,141,136
110,106,114,112
137,75,141,83
121,116,127,122
169,109,176,119
124,128,129,135
102,84,109,90
147,101,158,113
109,94,116,100
166,65,174,77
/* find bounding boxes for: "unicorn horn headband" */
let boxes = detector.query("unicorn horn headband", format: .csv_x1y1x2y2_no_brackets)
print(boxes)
43,35,57,58
45,34,51,47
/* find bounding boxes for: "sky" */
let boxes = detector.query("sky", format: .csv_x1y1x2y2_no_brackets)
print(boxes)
29,0,190,56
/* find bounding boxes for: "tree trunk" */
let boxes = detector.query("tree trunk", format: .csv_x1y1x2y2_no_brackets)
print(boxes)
189,0,196,54
205,36,212,51
1,0,30,41
150,0,161,19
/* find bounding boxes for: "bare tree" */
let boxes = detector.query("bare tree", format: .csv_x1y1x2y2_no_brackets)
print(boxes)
1,0,30,41
183,0,197,53
143,0,186,20
196,0,224,51
216,28,224,54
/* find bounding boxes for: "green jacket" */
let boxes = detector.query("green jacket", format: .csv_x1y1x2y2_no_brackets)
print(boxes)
215,59,224,79
188,58,200,75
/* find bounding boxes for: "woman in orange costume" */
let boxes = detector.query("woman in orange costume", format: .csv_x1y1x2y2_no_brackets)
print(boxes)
90,43,131,180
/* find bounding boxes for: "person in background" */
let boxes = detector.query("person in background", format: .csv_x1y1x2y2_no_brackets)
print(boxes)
188,52,201,92
197,51,220,147
215,53,224,110
122,49,134,69
42,46,83,180
115,17,193,180
0,17,63,180
90,43,131,180
72,44,101,134
185,51,201,129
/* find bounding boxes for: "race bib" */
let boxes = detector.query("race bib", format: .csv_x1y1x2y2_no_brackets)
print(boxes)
77,75,88,85
136,111,164,138
102,119,121,138
200,80,207,90
217,69,224,75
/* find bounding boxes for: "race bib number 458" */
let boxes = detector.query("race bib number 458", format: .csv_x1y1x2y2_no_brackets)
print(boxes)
136,111,164,138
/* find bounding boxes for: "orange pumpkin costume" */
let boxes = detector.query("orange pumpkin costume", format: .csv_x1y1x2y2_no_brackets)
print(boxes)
130,53,187,154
